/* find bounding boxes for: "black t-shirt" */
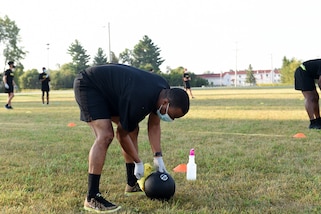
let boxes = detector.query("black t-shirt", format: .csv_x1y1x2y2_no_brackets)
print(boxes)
183,72,190,82
4,69,14,86
302,59,321,79
81,64,170,131
38,72,50,90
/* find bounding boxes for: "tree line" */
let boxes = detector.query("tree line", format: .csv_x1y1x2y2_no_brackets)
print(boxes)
0,15,301,91
0,15,207,91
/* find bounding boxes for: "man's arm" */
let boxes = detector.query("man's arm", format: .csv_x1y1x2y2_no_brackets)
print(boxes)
148,112,167,172
116,123,141,163
147,112,162,154
39,74,46,82
2,75,6,84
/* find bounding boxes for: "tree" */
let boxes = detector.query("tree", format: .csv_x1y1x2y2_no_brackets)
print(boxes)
67,39,90,73
132,35,164,71
119,48,134,65
19,69,40,89
245,64,256,85
280,56,301,84
160,66,184,86
0,15,26,68
159,66,208,87
93,47,108,65
119,35,164,72
50,63,77,89
110,51,119,64
0,15,26,91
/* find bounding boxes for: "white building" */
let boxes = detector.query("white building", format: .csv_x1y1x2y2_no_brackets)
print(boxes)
197,69,281,86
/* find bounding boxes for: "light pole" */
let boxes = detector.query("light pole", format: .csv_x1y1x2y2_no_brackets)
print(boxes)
235,41,238,87
103,23,112,63
270,53,273,83
46,43,50,69
108,22,112,63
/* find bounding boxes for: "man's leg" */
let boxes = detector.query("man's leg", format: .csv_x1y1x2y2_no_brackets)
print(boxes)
125,128,139,180
302,90,319,119
84,119,121,212
87,119,114,195
46,91,49,104
113,120,144,196
42,91,45,104
302,90,321,128
124,126,145,195
7,92,14,107
188,88,194,98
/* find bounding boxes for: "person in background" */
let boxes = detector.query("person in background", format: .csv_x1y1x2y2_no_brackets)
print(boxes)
3,61,16,109
294,59,321,129
183,68,194,98
39,67,50,105
74,64,190,213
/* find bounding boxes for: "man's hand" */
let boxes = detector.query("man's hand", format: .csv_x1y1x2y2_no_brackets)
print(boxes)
134,162,144,179
4,83,9,89
153,156,167,173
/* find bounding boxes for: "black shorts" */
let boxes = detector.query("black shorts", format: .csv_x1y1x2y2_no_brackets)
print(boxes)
42,86,50,92
4,84,13,93
294,67,316,91
73,73,111,122
184,81,191,89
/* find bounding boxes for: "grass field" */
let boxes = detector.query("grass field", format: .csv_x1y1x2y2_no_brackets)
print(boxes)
1,87,321,214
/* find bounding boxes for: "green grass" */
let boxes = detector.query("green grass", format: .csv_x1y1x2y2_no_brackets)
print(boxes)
1,87,321,213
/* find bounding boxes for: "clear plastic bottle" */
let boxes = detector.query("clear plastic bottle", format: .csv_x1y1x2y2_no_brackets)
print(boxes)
186,148,197,180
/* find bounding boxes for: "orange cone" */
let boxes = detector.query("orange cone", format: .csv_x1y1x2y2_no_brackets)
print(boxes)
67,122,76,127
173,164,187,173
293,133,306,138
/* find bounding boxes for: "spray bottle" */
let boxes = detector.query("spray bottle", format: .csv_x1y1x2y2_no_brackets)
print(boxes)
186,148,197,180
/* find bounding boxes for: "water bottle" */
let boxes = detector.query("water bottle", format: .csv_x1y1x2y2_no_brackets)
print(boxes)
186,148,197,180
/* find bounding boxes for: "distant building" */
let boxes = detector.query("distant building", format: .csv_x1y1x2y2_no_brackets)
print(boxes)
197,69,281,86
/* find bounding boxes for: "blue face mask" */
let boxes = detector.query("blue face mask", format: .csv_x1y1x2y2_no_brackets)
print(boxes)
156,103,173,122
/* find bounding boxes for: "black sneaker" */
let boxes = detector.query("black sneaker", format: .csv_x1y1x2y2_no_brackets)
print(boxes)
4,104,10,109
84,193,121,213
309,119,321,129
124,182,145,196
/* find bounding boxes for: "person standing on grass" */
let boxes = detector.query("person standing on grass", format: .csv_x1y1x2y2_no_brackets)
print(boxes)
39,67,50,105
183,68,194,98
73,64,190,213
294,59,321,129
3,61,16,109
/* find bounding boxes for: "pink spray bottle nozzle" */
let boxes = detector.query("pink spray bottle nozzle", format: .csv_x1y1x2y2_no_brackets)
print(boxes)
189,148,195,156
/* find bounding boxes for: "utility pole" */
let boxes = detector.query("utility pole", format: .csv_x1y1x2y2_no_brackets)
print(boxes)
46,43,50,69
270,53,274,83
108,22,112,63
235,42,238,87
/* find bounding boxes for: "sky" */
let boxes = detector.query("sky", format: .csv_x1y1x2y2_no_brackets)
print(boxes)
1,0,321,74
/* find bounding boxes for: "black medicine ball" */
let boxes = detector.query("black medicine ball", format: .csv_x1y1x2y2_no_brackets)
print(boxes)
144,171,176,201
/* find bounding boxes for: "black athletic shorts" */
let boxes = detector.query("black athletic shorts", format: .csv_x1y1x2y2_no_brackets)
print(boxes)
4,84,14,93
41,86,50,92
184,81,191,89
294,67,316,91
73,73,111,122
